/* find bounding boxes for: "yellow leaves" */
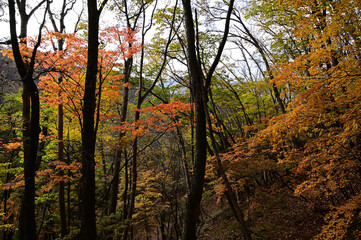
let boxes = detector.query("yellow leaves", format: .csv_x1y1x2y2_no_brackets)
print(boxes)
0,223,15,232
131,169,171,226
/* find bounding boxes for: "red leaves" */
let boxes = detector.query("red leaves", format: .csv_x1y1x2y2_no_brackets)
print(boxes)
99,27,143,60
35,26,142,122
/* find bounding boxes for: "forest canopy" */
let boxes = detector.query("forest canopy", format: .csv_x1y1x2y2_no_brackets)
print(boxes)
0,0,361,239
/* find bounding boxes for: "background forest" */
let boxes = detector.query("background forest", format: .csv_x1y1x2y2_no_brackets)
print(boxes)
0,0,361,239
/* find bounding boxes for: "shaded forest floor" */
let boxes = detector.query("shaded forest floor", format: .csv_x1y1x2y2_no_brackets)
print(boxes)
200,184,324,240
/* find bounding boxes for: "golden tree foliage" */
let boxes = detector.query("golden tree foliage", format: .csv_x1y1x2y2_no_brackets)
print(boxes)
268,0,361,199
214,0,361,238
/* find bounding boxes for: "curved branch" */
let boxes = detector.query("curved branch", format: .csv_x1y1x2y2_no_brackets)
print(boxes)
205,0,235,91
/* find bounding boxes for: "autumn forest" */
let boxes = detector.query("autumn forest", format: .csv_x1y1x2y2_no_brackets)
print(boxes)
0,0,361,239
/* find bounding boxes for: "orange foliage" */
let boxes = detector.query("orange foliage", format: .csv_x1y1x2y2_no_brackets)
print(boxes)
111,101,192,141
209,0,361,236
316,194,361,239
19,27,143,123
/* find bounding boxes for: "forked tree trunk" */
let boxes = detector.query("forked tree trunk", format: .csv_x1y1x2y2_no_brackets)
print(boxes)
8,1,46,239
181,0,235,238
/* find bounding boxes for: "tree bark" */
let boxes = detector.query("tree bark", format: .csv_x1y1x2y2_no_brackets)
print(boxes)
58,89,67,238
181,0,234,238
8,1,46,239
181,1,207,239
80,0,104,239
109,58,132,214
122,111,140,240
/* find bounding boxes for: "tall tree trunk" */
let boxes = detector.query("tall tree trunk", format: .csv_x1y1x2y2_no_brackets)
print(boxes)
181,1,207,239
58,93,67,238
123,47,142,239
8,1,46,239
122,150,129,221
181,0,234,238
49,2,68,235
123,120,139,240
109,58,132,214
18,80,39,240
121,1,176,237
80,0,104,239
